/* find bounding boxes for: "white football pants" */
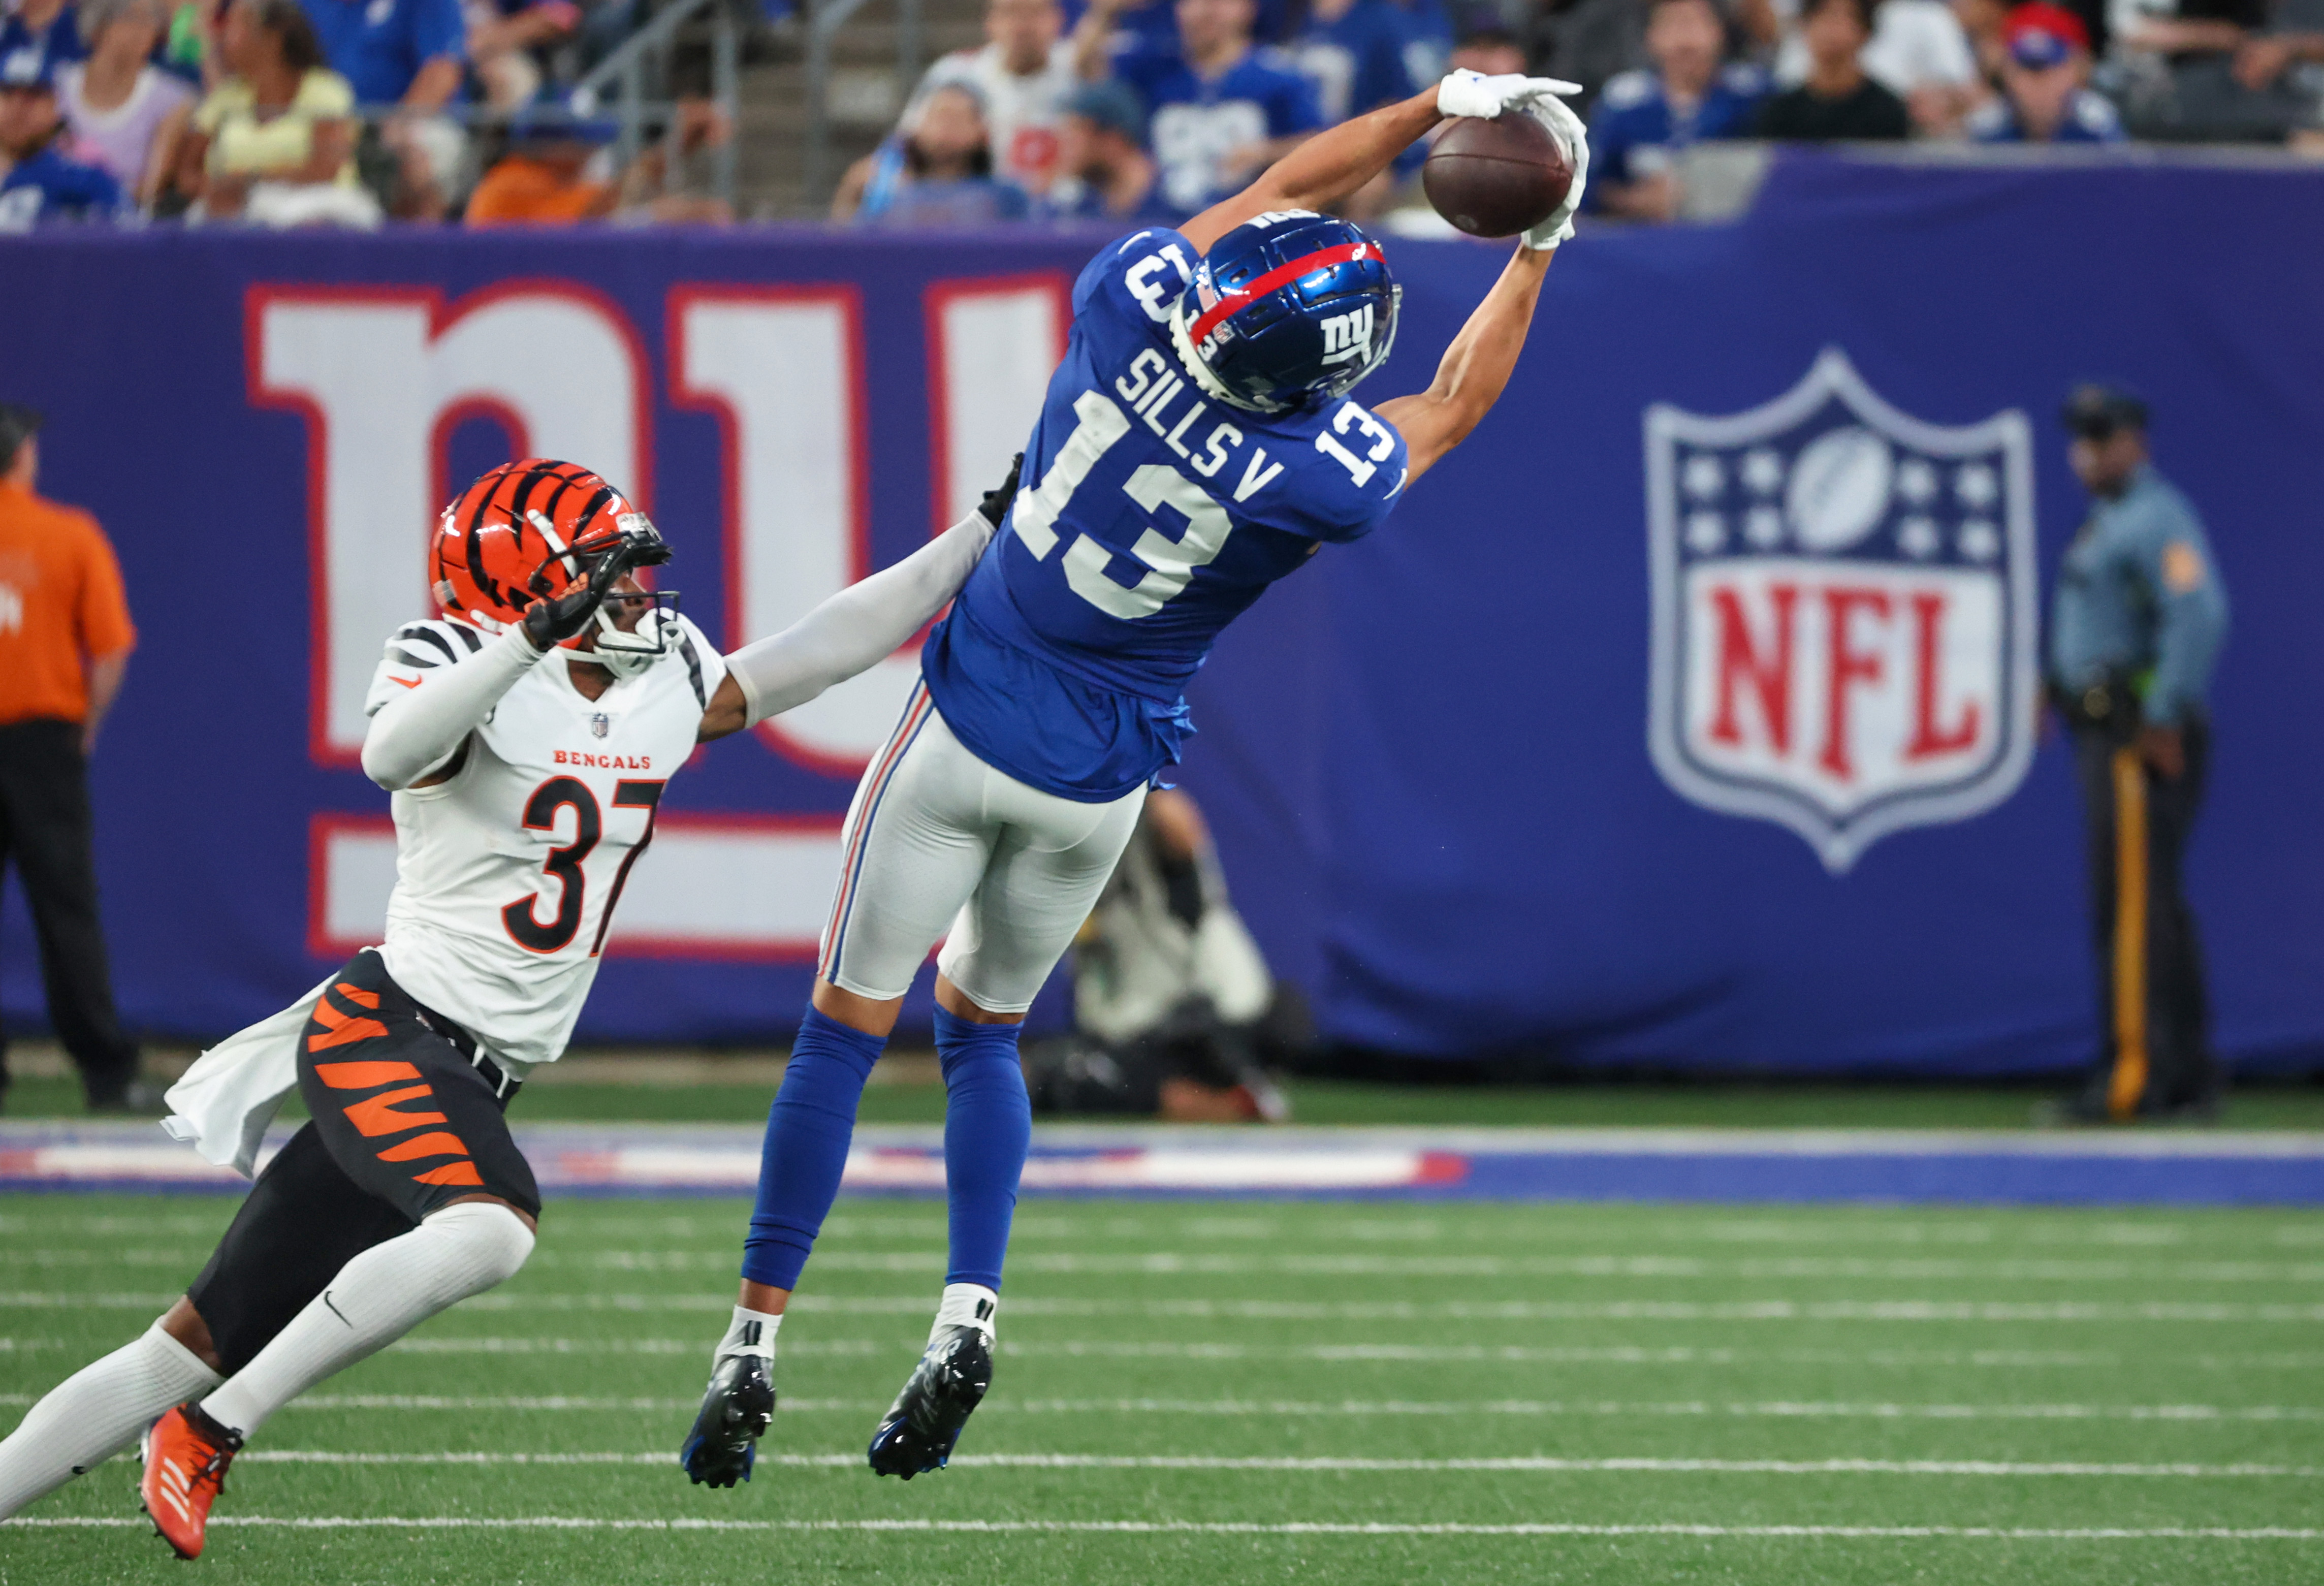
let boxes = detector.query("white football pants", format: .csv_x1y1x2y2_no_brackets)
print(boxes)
819,682,1147,1012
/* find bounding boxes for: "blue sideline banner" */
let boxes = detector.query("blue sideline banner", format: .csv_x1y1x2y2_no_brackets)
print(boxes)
3,152,2320,1074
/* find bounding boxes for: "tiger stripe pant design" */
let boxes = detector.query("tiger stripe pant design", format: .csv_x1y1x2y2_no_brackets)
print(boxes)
185,952,537,1375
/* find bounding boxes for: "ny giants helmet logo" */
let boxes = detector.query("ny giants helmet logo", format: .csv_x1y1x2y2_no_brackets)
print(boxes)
1644,350,2039,872
1318,304,1376,367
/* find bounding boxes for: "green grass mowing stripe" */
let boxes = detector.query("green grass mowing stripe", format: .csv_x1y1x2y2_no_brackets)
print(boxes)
11,1393,2309,1421
211,1450,2324,1477
10,1515,2324,1540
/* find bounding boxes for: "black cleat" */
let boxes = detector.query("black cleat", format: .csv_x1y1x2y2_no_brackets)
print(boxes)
680,1353,775,1487
867,1324,992,1479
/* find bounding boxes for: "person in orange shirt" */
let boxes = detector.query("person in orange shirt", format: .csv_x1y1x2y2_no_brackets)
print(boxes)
0,401,151,1114
463,98,732,227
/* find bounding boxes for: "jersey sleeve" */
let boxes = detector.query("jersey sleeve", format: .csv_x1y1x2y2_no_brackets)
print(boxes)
70,514,136,656
671,615,728,715
1072,227,1198,330
2118,494,2228,726
1284,397,1409,544
364,617,488,717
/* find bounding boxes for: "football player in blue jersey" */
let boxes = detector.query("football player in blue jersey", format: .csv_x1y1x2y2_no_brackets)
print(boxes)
680,65,1588,1489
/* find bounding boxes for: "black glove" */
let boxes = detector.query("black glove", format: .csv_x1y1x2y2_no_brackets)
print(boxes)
978,453,1025,528
521,530,669,650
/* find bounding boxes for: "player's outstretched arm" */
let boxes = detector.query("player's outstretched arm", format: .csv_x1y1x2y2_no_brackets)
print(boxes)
1370,94,1587,485
1371,245,1554,486
1179,71,1576,254
698,456,1022,742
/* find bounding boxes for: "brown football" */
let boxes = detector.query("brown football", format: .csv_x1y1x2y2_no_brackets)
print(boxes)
1421,113,1573,239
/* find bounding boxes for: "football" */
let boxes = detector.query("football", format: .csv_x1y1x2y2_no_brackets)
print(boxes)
1421,113,1574,239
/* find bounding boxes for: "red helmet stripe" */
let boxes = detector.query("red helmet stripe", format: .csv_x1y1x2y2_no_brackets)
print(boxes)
1186,240,1378,350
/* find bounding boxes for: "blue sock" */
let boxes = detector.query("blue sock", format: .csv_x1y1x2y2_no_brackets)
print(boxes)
935,1007,1030,1291
741,1008,884,1291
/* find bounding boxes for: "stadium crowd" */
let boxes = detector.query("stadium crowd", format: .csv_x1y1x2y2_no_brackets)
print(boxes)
837,0,2324,227
0,0,729,225
2,0,2320,225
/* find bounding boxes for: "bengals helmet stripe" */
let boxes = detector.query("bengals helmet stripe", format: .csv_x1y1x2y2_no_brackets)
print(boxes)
434,459,643,637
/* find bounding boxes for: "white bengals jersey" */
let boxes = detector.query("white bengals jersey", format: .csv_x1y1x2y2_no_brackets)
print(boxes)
360,615,727,1071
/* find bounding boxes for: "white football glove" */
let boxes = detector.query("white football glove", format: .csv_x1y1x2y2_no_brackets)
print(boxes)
1435,69,1583,121
1519,90,1590,251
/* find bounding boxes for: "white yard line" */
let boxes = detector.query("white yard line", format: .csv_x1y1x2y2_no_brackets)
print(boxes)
221,1450,2324,1478
4,1515,2318,1540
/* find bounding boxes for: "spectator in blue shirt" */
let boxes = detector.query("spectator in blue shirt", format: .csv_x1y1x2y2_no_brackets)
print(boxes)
1965,2,2125,141
299,0,465,212
1588,0,1763,222
1074,0,1320,218
0,50,122,227
1292,0,1416,123
299,0,464,103
1040,76,1169,219
0,0,87,83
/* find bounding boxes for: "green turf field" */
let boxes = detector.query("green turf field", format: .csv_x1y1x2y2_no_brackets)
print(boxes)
5,1194,2322,1584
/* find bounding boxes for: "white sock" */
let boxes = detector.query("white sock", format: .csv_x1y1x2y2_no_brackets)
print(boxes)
199,1202,534,1439
0,1322,220,1519
715,1305,781,1364
932,1282,998,1344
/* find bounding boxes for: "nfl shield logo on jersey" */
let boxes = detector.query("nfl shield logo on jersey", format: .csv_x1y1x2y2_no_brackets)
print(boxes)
1644,350,2039,873
590,712,611,739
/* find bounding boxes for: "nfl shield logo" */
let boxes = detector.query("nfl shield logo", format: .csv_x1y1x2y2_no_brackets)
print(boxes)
590,712,611,739
1645,350,2039,873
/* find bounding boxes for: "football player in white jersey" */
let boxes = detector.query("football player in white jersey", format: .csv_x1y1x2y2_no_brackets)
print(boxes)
0,454,1018,1557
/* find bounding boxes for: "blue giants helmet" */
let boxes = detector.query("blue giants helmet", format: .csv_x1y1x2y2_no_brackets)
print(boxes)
1169,211,1399,416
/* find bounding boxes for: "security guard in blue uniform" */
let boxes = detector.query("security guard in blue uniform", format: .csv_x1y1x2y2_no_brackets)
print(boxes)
2041,387,2229,1124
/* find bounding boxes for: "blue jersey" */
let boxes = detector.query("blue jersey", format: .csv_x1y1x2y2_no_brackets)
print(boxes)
1291,0,1416,123
1117,47,1322,218
923,227,1409,801
1584,65,1766,202
0,143,123,230
1967,89,2124,144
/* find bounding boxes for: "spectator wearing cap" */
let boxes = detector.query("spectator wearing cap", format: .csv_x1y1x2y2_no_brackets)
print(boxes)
0,0,87,84
1755,0,1914,135
58,0,194,202
0,49,123,226
1073,0,1320,219
835,80,1033,223
1041,77,1167,218
174,0,377,226
1588,0,1764,223
465,96,730,223
2040,388,2229,1126
0,403,153,1116
894,0,1076,196
1967,2,2126,134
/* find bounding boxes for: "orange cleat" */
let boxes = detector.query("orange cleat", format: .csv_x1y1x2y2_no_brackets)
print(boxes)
140,1404,241,1560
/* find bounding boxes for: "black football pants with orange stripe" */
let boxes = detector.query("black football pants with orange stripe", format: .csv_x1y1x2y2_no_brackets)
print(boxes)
2073,720,2217,1119
186,953,540,1375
